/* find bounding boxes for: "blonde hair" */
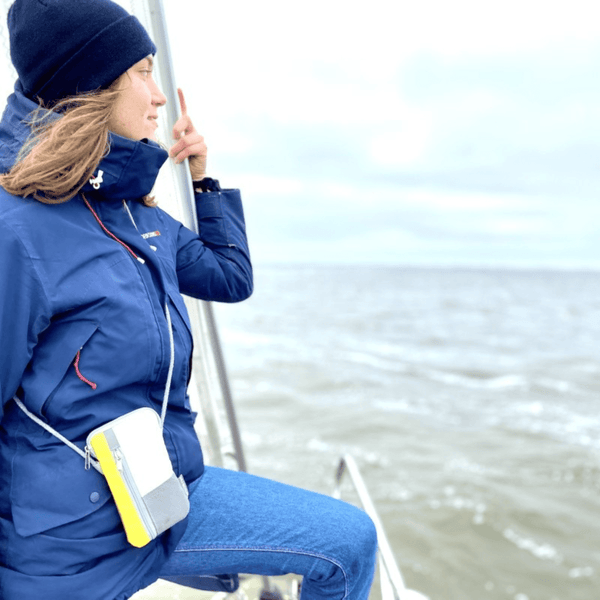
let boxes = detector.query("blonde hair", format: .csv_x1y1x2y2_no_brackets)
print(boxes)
0,75,155,206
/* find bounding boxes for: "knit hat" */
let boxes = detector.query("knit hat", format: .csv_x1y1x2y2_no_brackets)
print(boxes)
8,0,157,105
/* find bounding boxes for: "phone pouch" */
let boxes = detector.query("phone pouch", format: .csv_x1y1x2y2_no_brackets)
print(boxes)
86,407,190,548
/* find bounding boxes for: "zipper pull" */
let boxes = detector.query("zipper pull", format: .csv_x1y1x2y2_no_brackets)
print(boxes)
85,446,92,470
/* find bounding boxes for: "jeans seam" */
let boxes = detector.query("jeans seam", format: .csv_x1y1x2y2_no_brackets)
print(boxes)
166,574,232,582
172,546,349,600
164,574,237,587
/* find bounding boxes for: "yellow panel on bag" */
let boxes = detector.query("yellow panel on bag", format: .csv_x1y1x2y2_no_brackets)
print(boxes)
89,432,152,548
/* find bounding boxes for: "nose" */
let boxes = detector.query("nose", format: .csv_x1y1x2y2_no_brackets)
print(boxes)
152,81,167,107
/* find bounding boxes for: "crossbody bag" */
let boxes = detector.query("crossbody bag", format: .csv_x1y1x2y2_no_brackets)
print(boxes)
14,303,190,548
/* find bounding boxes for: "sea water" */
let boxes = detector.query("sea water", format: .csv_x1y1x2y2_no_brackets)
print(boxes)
210,265,600,600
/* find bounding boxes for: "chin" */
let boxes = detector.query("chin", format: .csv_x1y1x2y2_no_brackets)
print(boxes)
136,129,158,142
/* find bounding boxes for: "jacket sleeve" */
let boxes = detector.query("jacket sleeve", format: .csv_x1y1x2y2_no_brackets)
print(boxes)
0,220,51,421
174,188,253,302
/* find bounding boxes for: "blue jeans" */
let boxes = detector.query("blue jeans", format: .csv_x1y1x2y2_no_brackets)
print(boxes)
159,467,378,600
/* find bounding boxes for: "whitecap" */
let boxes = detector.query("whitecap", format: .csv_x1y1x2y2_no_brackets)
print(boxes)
536,378,576,393
503,528,562,563
423,368,527,390
340,350,404,372
568,566,594,578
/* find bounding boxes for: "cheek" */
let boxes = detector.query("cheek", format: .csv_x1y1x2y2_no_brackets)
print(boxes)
107,82,153,138
114,101,143,125
134,93,153,124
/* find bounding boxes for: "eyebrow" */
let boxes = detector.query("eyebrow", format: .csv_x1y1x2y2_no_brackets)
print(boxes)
145,56,154,68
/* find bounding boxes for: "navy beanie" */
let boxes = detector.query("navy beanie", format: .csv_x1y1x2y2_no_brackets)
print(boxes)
7,0,157,105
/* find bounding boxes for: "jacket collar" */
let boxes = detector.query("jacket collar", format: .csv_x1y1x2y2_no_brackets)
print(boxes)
0,82,168,201
80,132,168,201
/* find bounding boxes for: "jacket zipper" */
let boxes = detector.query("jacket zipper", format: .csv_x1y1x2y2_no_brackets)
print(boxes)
82,194,145,264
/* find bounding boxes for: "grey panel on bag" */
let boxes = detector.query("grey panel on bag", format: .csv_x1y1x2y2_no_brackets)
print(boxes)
104,429,119,450
143,473,190,534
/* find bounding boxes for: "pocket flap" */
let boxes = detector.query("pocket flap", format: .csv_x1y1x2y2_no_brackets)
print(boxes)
10,438,111,537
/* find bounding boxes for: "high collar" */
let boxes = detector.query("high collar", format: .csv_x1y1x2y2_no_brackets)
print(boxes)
80,132,168,201
0,83,169,201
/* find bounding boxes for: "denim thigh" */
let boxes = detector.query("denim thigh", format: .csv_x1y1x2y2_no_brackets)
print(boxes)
159,466,378,600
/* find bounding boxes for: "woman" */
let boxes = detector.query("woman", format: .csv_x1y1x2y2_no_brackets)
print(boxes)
0,1,378,599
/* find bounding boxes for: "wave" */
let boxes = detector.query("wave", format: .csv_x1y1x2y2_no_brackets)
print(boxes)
421,368,527,390
503,528,563,563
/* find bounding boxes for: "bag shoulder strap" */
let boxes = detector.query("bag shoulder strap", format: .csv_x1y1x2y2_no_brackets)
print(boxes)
12,395,103,473
14,303,175,473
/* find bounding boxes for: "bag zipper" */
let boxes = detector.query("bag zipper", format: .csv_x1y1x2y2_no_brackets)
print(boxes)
113,447,157,540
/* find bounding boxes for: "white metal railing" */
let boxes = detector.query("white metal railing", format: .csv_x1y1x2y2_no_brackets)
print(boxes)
333,455,428,600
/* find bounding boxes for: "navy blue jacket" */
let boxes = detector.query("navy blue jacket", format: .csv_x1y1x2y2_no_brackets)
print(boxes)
0,89,252,599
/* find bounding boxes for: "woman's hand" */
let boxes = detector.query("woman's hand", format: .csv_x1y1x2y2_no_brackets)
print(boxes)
169,88,207,181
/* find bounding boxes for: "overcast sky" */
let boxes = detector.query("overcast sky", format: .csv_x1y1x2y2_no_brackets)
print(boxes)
161,0,600,268
2,0,599,268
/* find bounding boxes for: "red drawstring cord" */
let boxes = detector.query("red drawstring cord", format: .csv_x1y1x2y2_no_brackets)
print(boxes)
73,349,97,390
82,194,145,264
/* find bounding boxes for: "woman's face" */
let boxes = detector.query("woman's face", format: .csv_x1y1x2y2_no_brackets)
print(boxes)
108,56,166,141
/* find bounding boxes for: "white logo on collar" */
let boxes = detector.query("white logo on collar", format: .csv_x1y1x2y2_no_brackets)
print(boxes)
89,170,104,190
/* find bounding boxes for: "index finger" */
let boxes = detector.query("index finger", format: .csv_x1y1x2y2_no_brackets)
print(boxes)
177,88,187,117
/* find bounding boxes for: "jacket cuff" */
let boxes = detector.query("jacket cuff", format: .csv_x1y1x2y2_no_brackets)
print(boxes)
194,188,248,251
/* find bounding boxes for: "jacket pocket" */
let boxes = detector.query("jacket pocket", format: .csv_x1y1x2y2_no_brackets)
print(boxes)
10,429,112,537
21,319,99,418
72,348,98,390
